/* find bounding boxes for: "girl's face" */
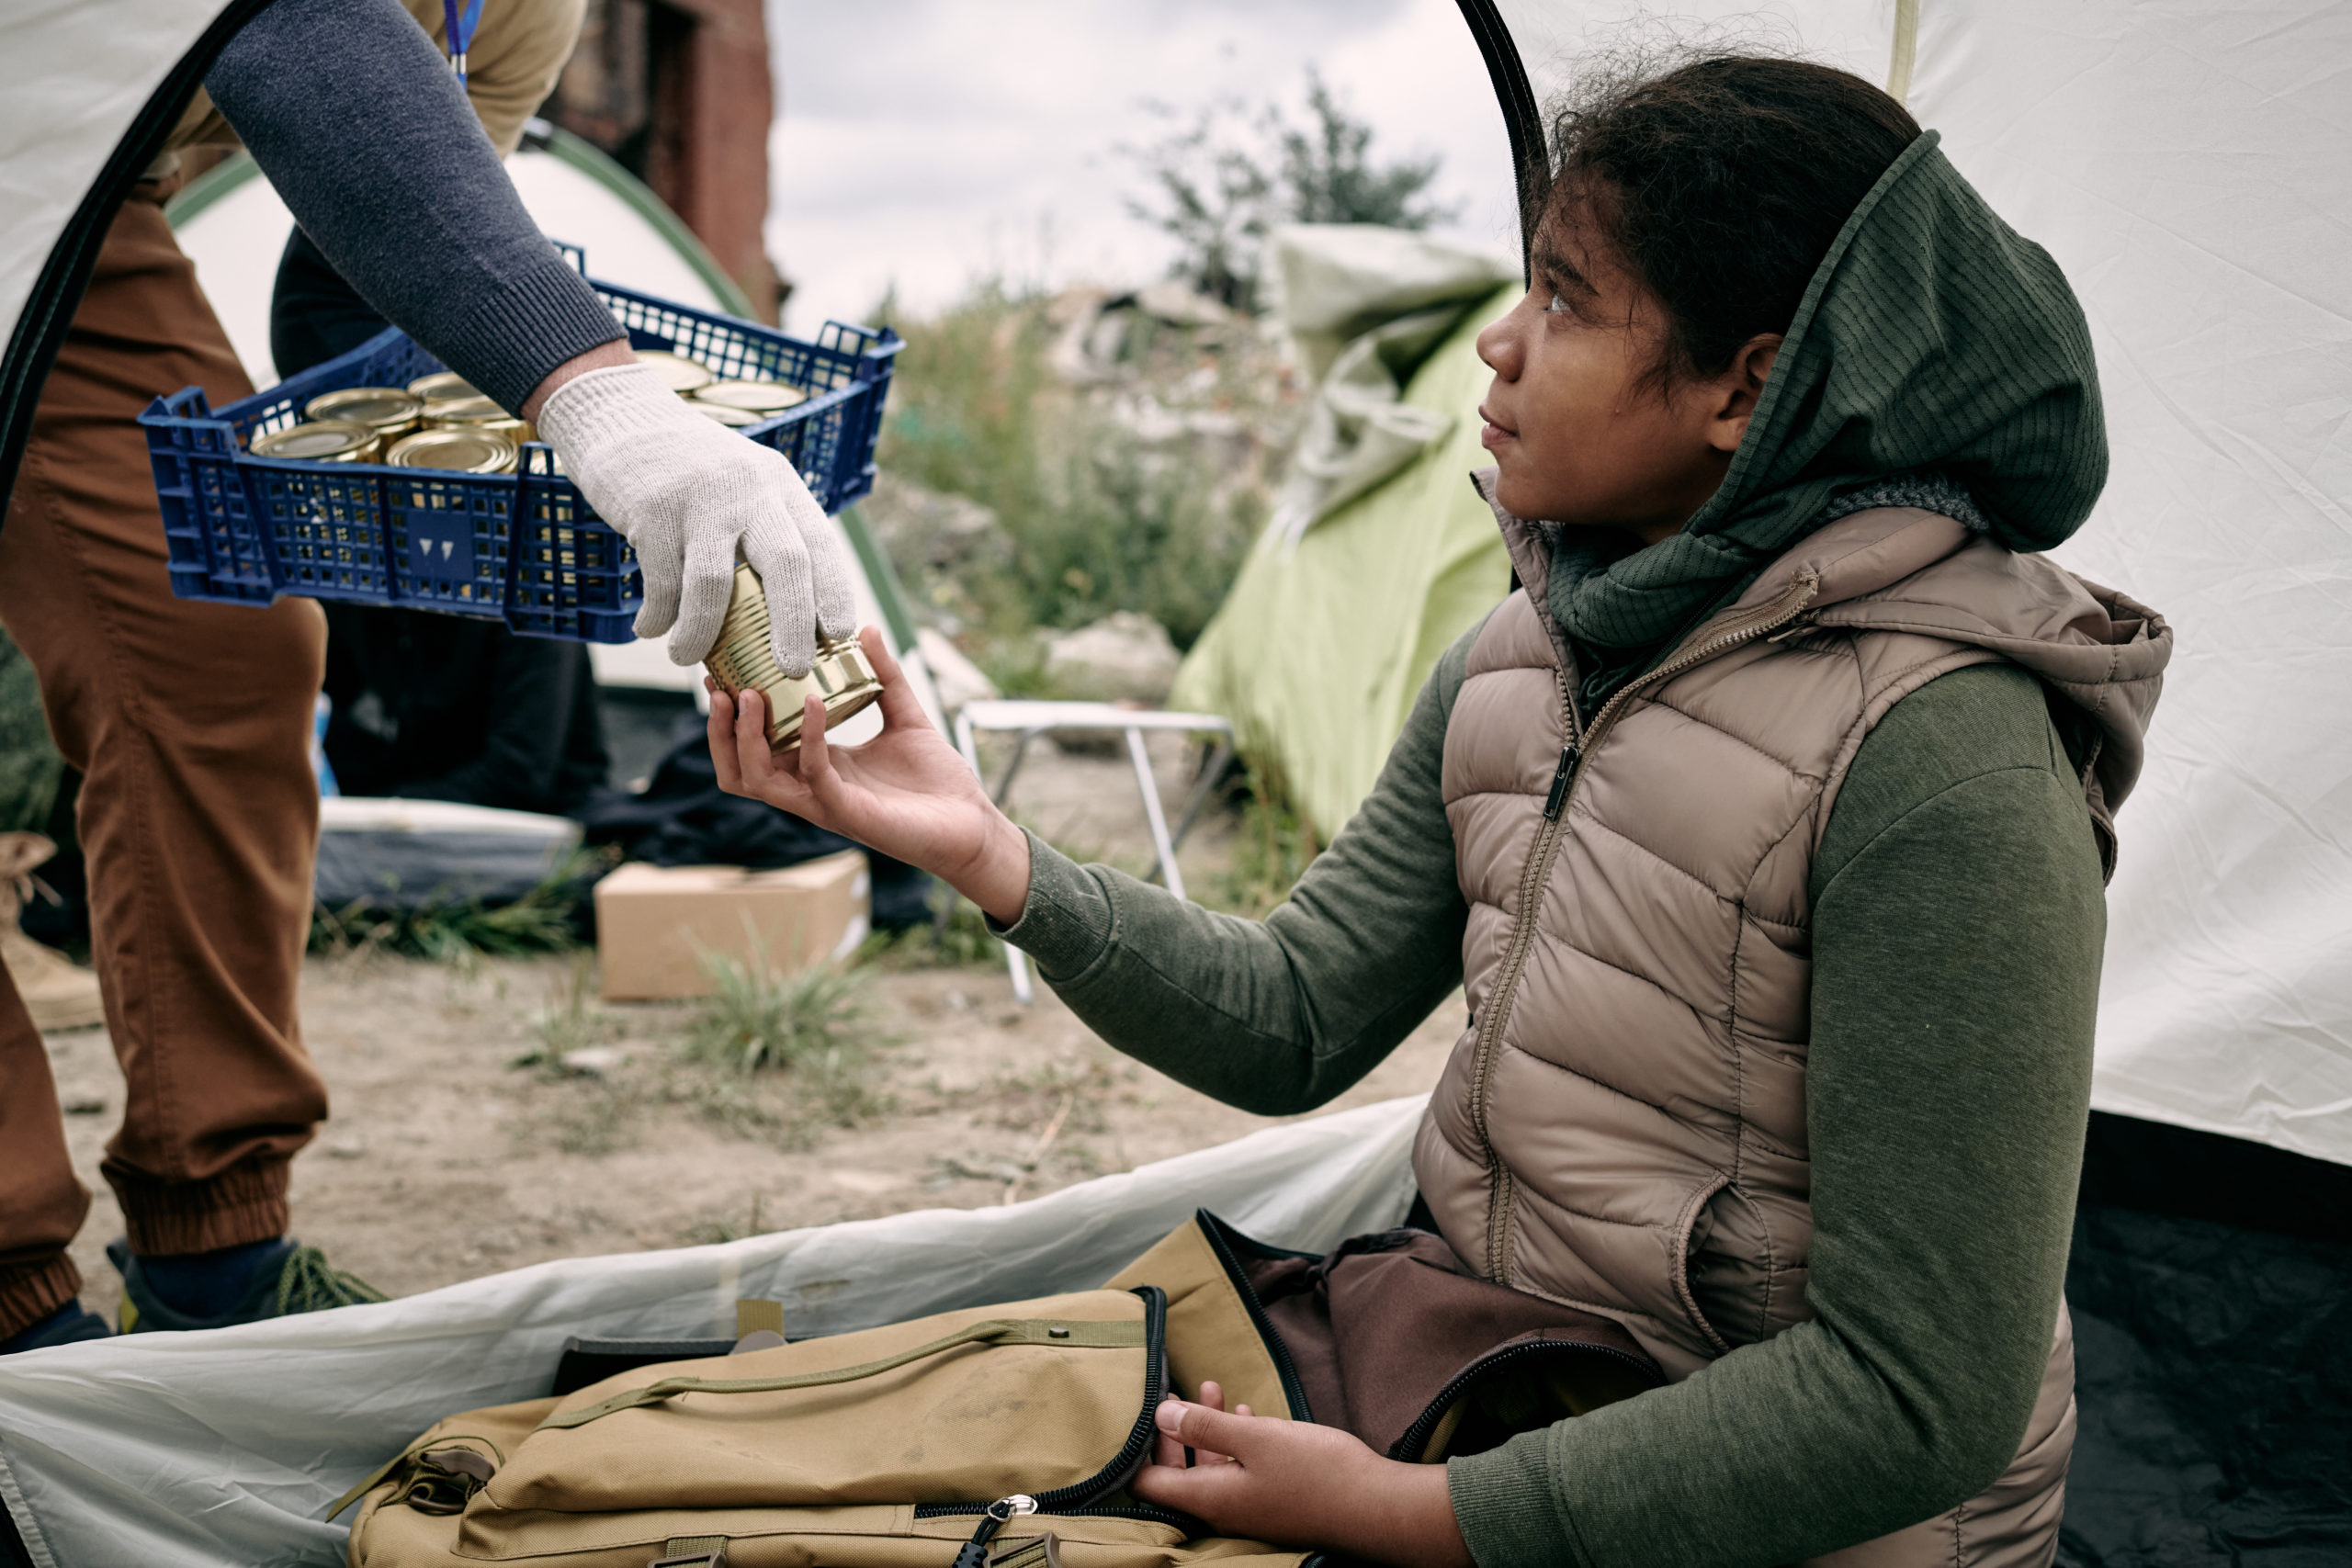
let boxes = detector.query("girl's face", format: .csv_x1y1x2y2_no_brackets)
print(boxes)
1476,215,1778,546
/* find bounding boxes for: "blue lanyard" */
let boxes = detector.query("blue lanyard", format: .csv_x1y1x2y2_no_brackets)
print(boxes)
442,0,487,84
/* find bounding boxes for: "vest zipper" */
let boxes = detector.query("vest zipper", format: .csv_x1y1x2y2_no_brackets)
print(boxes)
1464,572,1821,1285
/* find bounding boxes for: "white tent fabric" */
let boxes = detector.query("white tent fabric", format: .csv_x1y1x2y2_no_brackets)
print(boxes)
0,0,230,375
1491,0,2352,1167
0,1098,1422,1568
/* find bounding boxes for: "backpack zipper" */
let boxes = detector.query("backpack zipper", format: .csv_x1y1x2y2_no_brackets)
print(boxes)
1194,1212,1315,1422
913,1287,1170,1522
1464,573,1821,1284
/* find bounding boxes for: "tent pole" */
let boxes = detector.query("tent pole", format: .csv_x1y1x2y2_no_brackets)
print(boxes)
1452,0,1545,279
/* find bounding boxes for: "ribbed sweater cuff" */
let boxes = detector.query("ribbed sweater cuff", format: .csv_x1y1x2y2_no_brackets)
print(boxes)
1449,1430,1594,1568
443,254,628,413
988,830,1115,982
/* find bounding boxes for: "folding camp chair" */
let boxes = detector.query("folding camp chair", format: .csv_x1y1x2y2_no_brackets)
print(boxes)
951,700,1233,1003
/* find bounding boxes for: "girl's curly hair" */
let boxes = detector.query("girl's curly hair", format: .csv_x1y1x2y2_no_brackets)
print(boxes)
1533,51,1920,384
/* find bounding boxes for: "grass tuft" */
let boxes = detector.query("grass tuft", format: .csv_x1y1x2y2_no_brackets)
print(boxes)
310,850,607,963
678,944,890,1129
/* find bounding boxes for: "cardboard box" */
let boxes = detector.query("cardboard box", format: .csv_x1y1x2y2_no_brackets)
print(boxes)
594,851,870,1000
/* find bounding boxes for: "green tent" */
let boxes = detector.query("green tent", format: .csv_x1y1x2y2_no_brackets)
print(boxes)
1170,282,1513,839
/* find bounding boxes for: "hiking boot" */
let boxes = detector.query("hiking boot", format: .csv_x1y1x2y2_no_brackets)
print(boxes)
107,1237,387,1333
0,831,102,1032
0,1302,111,1353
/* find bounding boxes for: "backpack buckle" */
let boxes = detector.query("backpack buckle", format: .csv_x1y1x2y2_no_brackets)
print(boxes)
648,1549,727,1568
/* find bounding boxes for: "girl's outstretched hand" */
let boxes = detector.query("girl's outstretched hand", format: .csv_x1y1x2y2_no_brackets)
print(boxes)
706,626,1031,923
1133,1387,1472,1568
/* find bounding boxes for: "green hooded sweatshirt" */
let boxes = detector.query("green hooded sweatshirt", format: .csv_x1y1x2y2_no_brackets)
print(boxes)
996,133,2121,1566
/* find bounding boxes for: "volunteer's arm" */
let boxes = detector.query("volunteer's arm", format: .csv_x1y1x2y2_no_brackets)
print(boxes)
203,0,855,671
710,624,1482,1113
203,0,617,416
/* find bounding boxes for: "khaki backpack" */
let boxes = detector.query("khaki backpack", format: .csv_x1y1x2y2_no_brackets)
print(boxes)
338,1213,1658,1568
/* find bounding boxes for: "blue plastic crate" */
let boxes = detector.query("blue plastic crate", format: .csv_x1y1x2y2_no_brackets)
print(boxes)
138,276,900,643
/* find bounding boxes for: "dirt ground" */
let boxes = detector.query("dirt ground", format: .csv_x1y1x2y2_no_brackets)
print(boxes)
48,734,1460,1322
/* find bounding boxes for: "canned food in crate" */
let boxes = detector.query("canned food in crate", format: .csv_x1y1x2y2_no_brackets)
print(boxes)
405,370,481,402
635,349,713,394
303,387,421,444
704,561,881,752
691,401,761,428
385,428,517,473
251,420,377,462
423,392,525,429
695,378,808,414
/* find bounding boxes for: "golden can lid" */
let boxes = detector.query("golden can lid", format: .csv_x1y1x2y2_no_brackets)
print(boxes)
303,387,422,434
704,562,881,752
635,349,715,394
251,420,376,462
424,394,510,422
694,378,808,414
405,370,482,401
692,401,762,428
386,428,518,473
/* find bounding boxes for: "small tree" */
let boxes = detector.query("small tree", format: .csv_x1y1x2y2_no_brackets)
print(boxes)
1125,97,1277,311
1280,73,1457,231
1126,73,1456,313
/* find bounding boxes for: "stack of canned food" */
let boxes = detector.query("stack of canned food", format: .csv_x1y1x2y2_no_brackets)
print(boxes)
246,351,811,472
631,350,810,427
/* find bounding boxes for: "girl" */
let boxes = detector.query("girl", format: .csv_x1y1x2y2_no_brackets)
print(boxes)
708,54,2168,1568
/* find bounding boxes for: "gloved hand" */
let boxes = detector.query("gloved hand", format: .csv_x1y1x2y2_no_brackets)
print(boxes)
536,364,856,671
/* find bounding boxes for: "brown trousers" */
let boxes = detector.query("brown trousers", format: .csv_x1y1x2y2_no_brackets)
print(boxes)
0,185,328,1337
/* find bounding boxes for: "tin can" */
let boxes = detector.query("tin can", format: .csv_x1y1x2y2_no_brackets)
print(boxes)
303,387,423,444
423,394,508,422
703,562,881,752
385,428,518,473
695,378,808,414
251,420,376,462
405,370,482,402
635,349,715,395
691,401,762,428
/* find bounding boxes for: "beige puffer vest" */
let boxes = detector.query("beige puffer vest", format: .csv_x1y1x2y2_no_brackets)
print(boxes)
1412,481,2169,1564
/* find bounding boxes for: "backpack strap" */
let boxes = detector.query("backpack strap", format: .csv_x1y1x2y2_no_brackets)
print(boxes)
539,1317,1146,1430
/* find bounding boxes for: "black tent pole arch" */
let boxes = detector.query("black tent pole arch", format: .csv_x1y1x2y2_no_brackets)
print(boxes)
1452,0,1544,279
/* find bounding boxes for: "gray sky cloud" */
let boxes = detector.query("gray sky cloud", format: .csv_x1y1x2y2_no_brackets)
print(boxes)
764,0,1518,327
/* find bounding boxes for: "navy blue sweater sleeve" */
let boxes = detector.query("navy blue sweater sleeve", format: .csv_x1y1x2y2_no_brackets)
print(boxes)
204,0,623,412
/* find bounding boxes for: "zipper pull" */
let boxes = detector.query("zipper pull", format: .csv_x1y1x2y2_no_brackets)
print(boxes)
1542,744,1580,821
953,1496,1038,1568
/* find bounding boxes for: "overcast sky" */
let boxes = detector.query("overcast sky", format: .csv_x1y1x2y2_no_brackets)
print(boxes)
763,0,1521,330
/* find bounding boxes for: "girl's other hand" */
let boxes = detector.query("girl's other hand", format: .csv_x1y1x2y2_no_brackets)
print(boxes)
1133,1390,1472,1568
707,626,1031,924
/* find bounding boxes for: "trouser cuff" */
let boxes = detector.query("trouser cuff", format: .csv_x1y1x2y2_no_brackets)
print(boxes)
107,1155,291,1256
0,1252,85,1340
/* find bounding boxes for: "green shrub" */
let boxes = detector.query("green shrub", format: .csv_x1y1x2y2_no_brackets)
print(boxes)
874,289,1269,657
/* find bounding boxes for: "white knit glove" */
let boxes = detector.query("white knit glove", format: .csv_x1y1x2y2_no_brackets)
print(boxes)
536,364,856,671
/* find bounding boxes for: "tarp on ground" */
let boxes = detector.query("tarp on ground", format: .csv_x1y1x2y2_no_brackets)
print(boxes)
1171,277,1516,839
0,1099,1422,1568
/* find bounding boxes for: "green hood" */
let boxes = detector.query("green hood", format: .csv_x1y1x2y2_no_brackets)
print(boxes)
1547,130,2108,657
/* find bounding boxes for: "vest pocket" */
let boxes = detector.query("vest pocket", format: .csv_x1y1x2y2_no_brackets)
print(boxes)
1671,1176,1743,1357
